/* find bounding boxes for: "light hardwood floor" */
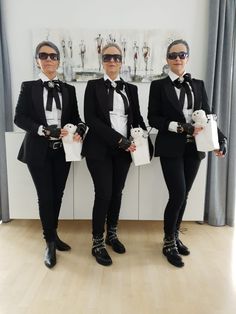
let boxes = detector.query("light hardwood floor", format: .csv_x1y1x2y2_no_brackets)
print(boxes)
0,220,235,314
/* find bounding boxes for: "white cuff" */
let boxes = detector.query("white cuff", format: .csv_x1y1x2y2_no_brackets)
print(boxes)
168,121,178,133
38,125,45,136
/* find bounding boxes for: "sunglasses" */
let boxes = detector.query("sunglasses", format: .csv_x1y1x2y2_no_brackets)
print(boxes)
38,52,59,61
102,54,122,63
167,51,188,60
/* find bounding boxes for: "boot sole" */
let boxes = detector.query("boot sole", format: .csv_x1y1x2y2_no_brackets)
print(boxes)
92,251,112,266
105,240,126,254
163,251,184,268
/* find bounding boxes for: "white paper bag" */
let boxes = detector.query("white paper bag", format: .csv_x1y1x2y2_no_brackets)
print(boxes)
62,141,82,161
62,123,82,161
195,114,220,152
130,127,150,166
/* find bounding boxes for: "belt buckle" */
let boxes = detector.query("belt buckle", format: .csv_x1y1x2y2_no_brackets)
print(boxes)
52,141,61,149
186,137,194,143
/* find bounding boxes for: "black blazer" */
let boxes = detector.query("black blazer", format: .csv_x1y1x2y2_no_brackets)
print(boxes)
148,76,217,160
82,78,147,160
14,79,83,166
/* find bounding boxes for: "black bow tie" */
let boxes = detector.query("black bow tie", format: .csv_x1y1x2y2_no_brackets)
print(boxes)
172,73,193,110
42,80,61,111
173,73,192,89
105,79,125,91
105,79,129,114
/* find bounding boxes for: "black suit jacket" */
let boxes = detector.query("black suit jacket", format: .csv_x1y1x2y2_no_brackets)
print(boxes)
14,79,83,166
148,76,217,160
82,78,147,160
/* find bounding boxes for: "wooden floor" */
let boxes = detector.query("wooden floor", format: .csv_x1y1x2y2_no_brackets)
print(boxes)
0,220,235,314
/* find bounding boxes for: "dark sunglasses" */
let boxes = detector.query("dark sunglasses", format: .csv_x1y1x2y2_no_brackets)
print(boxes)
102,54,122,63
38,52,59,61
167,51,188,60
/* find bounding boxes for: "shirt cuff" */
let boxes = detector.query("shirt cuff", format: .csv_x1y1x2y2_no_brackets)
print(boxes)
168,121,178,133
38,125,45,136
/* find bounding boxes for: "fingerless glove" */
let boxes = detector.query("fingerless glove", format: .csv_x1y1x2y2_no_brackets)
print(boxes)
219,138,227,155
177,123,194,135
118,136,132,150
43,125,61,138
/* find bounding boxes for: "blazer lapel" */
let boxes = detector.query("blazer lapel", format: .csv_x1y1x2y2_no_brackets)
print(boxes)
96,78,111,123
191,80,201,111
32,80,47,125
123,82,133,127
60,82,69,125
164,77,184,115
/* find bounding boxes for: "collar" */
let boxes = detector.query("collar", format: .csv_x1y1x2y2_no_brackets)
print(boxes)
168,70,186,82
39,72,58,82
103,74,121,83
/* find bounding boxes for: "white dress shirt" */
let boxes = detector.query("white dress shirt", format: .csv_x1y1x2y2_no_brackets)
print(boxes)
104,74,128,137
168,70,194,133
38,72,62,136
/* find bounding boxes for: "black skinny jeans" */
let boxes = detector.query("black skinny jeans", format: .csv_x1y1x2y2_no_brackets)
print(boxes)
28,147,71,241
86,150,131,237
160,143,201,236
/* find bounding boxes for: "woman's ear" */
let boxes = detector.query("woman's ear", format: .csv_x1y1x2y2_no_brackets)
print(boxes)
36,59,41,69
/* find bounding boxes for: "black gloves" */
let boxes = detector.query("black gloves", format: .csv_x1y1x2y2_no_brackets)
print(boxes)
43,125,61,139
118,136,132,150
219,138,227,155
177,123,194,135
75,123,87,137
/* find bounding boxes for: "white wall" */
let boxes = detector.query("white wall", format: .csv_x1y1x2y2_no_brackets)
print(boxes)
3,0,210,221
3,0,210,122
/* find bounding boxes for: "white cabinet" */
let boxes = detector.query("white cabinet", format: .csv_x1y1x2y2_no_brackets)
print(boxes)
5,132,206,221
5,132,73,219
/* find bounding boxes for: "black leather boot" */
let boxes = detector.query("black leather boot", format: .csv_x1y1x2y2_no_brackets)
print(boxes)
55,232,71,251
92,236,112,266
44,241,56,268
162,235,184,268
105,226,126,254
175,231,190,256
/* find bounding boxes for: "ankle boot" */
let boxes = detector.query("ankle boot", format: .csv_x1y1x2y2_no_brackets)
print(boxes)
105,226,126,254
55,232,71,251
162,235,184,268
175,231,190,256
44,241,56,268
92,236,112,266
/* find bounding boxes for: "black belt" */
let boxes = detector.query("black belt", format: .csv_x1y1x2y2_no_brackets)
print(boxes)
48,140,63,150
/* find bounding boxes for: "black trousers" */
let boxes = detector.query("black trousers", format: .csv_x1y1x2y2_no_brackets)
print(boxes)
86,150,131,237
160,143,201,236
27,146,71,241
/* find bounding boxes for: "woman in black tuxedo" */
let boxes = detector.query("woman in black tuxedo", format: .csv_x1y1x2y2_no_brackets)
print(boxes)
148,39,227,268
82,43,148,266
14,41,86,268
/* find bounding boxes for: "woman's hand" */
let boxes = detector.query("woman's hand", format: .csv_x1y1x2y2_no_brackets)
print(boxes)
214,150,225,157
214,138,227,157
118,136,136,152
193,127,204,136
73,133,82,142
60,128,69,138
126,143,136,152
